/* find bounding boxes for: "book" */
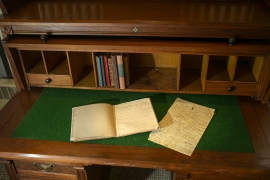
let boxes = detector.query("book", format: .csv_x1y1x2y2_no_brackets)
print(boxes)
100,55,106,86
108,57,115,86
95,55,103,87
116,54,125,89
70,98,159,142
103,55,111,86
123,54,130,87
112,54,119,88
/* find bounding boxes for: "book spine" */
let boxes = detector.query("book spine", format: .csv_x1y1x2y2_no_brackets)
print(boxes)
96,55,103,87
123,54,130,87
117,54,125,89
104,55,111,86
112,55,119,89
108,57,115,86
100,55,106,86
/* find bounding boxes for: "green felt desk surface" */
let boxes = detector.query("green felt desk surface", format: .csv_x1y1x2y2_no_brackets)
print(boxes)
12,88,254,153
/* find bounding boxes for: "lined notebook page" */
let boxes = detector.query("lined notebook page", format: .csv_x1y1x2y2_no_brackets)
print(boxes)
114,98,159,137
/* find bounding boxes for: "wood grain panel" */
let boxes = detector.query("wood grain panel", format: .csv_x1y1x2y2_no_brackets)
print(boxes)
227,56,237,81
0,88,44,137
2,45,26,91
5,37,270,56
238,96,270,154
1,1,270,38
252,56,265,82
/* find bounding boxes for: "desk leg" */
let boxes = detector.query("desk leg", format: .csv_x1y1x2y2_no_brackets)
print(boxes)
75,165,104,180
172,170,189,180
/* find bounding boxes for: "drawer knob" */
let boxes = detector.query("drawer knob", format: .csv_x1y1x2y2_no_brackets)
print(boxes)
33,162,54,172
228,86,235,92
228,38,235,46
40,35,47,43
45,78,52,84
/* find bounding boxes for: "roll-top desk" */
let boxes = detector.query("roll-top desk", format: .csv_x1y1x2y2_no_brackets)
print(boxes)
0,0,270,179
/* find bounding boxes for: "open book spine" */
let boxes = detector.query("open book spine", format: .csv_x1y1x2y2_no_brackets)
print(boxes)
116,54,125,89
112,55,120,89
108,56,115,86
104,55,111,86
100,55,106,86
96,55,103,87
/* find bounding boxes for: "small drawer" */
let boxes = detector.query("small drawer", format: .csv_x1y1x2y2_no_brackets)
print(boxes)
205,82,257,95
14,160,77,180
14,160,76,175
27,74,72,86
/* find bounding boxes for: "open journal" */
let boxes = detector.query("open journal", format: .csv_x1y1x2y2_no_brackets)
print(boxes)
70,98,159,142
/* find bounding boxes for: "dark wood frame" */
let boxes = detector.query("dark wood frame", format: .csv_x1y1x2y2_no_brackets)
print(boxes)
0,0,270,179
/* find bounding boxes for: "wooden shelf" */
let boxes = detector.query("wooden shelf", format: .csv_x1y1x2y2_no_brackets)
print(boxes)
74,65,95,88
179,68,203,92
179,55,203,92
207,56,231,82
128,67,177,91
27,60,46,74
49,58,70,75
234,56,264,82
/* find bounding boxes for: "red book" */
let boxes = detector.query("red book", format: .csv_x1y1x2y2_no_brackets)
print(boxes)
103,55,111,86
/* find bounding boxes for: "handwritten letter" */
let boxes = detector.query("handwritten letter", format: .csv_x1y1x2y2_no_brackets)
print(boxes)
149,98,215,156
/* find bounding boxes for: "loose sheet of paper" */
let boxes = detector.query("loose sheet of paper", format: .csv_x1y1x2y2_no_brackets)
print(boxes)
149,98,215,156
114,98,159,137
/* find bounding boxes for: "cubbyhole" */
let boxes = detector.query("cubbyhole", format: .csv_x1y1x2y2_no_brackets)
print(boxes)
19,50,45,74
207,56,233,82
68,52,95,87
234,56,264,82
128,53,178,91
43,51,70,75
179,55,203,92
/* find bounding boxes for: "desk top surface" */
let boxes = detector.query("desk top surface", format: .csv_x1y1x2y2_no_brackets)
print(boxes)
0,88,270,174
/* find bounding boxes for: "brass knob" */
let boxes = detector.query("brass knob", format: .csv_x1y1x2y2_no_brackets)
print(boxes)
228,38,235,46
45,78,52,84
40,35,47,43
228,86,235,92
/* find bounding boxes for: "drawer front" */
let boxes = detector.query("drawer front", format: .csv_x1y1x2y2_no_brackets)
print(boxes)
27,74,72,86
205,82,257,95
14,160,76,175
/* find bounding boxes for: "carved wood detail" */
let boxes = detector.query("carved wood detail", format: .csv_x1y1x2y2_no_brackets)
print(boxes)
1,25,13,34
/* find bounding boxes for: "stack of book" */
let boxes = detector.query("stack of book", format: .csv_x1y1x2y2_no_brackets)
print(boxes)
95,53,129,89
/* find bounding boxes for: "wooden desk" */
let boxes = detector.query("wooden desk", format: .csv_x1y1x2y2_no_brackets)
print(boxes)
0,0,270,179
0,88,270,180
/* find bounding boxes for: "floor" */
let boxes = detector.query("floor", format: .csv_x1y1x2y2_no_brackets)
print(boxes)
0,164,9,180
